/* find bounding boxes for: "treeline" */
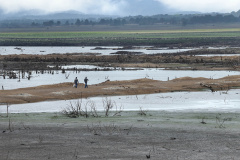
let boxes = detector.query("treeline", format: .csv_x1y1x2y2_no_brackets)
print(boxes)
42,14,240,26
1,13,240,28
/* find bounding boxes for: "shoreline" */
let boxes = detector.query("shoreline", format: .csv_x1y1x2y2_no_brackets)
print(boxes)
1,88,240,114
1,75,240,105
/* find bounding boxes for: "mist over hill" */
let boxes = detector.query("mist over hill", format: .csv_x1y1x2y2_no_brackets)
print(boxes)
0,10,111,20
0,0,178,20
0,0,239,30
0,0,239,21
0,8,200,21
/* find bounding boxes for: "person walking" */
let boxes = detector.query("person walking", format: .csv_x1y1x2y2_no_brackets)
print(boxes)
74,77,79,88
84,77,89,88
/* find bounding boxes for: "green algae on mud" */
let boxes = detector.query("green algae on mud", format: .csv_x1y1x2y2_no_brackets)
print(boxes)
1,111,240,159
1,111,240,130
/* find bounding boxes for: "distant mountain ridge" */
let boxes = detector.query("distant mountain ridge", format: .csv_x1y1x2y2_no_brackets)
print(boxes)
0,0,175,20
0,10,114,20
0,0,238,20
0,10,201,21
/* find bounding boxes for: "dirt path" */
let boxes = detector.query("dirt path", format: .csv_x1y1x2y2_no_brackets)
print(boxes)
1,75,240,104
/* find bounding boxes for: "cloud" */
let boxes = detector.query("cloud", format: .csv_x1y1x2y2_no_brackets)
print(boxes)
1,0,238,16
0,0,127,15
157,0,240,13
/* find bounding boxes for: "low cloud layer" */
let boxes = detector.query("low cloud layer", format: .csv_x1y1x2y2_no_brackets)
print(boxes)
0,0,127,15
158,0,240,13
0,0,239,16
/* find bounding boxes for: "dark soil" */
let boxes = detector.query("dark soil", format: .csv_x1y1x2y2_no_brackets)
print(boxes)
0,49,240,71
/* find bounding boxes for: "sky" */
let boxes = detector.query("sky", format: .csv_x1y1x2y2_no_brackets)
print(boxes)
158,0,240,13
0,0,239,15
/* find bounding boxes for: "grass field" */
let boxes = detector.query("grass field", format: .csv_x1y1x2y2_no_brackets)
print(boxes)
1,28,240,38
1,27,240,46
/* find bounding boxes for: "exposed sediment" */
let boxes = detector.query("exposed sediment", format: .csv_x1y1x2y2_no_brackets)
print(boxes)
1,75,240,104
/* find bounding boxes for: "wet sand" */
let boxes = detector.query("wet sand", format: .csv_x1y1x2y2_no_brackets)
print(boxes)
1,75,240,105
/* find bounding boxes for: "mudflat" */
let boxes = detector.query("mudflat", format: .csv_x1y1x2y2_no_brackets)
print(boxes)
1,111,240,160
1,75,240,104
1,52,240,160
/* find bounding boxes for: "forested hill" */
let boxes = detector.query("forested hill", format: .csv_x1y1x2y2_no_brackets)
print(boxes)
1,11,240,29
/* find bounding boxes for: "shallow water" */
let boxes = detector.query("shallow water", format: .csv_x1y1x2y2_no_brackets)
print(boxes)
0,46,194,55
1,46,239,113
2,46,240,56
1,89,239,113
1,67,239,90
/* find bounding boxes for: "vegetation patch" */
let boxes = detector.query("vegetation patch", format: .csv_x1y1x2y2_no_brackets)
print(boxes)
1,29,240,46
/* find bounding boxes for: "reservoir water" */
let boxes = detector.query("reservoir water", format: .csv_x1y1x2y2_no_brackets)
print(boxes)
1,67,239,90
1,89,239,113
0,46,193,55
0,46,239,113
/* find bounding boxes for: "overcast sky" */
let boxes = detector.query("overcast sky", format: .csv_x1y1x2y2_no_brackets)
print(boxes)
0,0,239,15
159,0,240,13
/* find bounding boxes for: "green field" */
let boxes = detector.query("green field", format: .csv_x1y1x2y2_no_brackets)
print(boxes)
1,28,240,38
1,28,240,46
